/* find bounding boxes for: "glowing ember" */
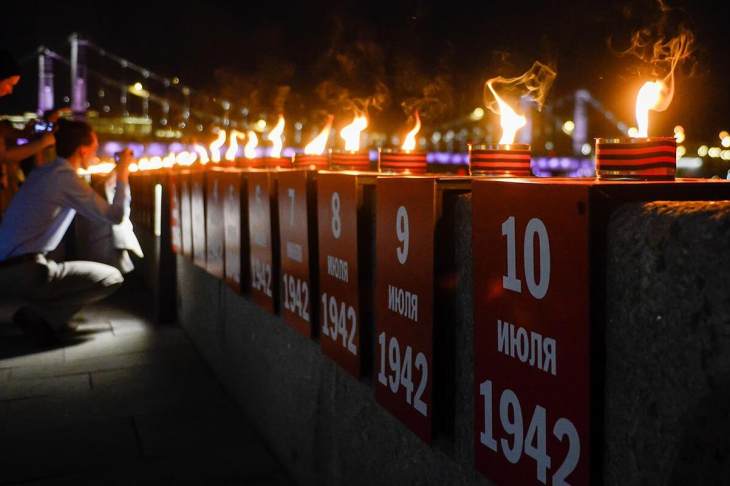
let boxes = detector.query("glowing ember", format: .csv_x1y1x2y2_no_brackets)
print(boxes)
340,115,368,152
267,115,285,158
400,111,421,152
225,130,245,161
304,115,334,155
209,129,227,163
244,130,259,159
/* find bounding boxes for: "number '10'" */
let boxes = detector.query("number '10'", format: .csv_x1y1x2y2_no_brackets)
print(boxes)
502,216,550,299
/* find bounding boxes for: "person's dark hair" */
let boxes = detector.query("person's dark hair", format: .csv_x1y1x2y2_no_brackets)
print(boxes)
55,119,94,158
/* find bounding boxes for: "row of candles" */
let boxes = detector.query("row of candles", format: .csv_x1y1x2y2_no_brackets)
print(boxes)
83,57,685,181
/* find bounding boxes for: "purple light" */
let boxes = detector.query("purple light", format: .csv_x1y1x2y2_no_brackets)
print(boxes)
145,143,167,157
282,147,296,158
168,142,185,153
102,141,123,156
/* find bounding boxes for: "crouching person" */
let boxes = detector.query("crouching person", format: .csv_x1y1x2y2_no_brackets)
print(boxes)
0,119,134,344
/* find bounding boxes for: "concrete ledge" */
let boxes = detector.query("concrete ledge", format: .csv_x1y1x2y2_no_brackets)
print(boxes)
175,196,730,485
605,201,730,485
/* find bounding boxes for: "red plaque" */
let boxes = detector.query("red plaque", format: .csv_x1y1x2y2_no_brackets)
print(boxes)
473,179,590,486
472,178,730,485
168,172,182,253
247,169,279,313
205,167,225,278
317,171,376,377
277,169,318,336
179,170,193,258
374,176,435,442
222,169,249,293
190,169,207,268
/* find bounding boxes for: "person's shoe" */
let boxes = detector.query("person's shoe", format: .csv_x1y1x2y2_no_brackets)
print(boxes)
12,307,61,347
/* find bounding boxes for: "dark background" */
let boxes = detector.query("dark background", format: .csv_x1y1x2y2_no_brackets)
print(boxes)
1,0,727,140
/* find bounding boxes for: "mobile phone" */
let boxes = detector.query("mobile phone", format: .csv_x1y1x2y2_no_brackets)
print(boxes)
33,120,54,134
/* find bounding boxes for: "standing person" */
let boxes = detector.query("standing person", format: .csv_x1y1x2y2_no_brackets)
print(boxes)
0,119,133,344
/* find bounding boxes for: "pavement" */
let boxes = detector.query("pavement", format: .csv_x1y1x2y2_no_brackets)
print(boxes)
0,275,292,485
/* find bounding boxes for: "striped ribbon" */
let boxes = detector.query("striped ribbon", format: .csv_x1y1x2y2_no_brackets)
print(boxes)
331,153,372,170
596,139,676,180
293,155,330,170
469,148,532,177
379,152,427,174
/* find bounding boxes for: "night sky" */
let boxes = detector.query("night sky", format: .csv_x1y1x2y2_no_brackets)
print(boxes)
2,0,729,141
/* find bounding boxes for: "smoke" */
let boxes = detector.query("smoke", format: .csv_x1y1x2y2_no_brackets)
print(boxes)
315,79,389,119
624,29,692,115
400,74,454,123
314,32,391,121
483,61,557,117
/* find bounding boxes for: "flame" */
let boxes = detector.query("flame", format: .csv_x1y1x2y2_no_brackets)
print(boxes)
244,130,259,159
175,151,197,167
78,161,115,176
267,115,285,158
487,81,526,144
340,115,368,152
209,129,226,163
225,130,245,161
484,61,556,145
193,144,210,165
635,81,663,137
401,111,421,152
304,115,334,155
162,152,176,168
625,31,694,137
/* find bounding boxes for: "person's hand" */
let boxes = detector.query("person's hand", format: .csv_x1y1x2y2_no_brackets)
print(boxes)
40,132,55,148
115,148,134,182
46,108,71,123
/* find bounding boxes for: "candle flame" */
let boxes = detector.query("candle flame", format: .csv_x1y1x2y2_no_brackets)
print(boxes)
267,115,285,158
340,115,368,152
193,144,210,165
487,81,526,145
401,111,421,151
244,130,259,159
175,150,197,167
484,61,556,145
209,129,226,163
162,153,176,168
627,31,693,138
635,81,663,138
304,115,334,155
225,130,245,161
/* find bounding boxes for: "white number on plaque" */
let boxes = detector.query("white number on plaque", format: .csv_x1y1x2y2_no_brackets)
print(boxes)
502,217,551,300
396,206,409,264
331,192,342,239
479,379,580,485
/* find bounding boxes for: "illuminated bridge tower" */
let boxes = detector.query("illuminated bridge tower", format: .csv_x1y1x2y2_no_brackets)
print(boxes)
573,89,590,156
70,33,88,116
37,47,54,115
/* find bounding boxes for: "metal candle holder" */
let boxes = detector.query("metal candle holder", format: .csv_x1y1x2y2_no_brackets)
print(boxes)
378,149,427,174
595,137,676,180
468,143,532,177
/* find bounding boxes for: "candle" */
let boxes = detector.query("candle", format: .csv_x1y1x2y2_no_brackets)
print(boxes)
468,143,531,177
